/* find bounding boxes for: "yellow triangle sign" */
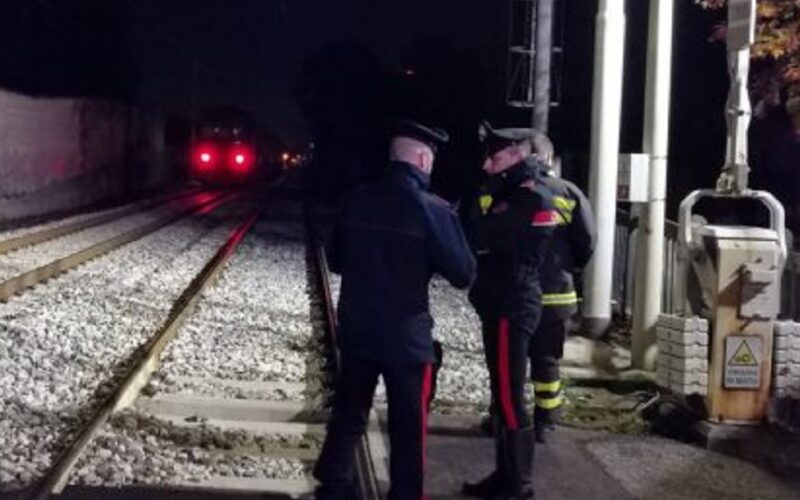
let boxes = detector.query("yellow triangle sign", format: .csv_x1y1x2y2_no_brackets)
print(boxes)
729,340,758,367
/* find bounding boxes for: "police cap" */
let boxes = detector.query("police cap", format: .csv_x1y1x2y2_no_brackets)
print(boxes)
480,121,552,158
392,120,450,153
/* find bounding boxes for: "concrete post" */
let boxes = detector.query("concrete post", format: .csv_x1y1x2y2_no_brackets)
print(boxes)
582,0,627,336
632,0,675,369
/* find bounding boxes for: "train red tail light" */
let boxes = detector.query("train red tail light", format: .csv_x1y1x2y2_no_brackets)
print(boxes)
229,146,254,174
193,144,218,172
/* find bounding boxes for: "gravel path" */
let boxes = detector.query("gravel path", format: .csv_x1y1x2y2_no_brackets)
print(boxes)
69,197,324,487
0,206,241,490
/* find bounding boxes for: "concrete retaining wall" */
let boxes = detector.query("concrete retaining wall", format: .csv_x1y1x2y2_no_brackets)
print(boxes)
0,88,165,224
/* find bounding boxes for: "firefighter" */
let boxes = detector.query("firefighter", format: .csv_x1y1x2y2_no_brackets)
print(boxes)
314,120,476,500
525,139,595,444
462,125,559,500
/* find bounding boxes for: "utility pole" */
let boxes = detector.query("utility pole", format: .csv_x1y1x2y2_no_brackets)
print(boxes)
631,0,675,369
716,0,756,194
582,0,627,336
532,0,555,131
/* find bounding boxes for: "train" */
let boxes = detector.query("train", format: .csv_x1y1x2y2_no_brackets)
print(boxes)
186,107,284,186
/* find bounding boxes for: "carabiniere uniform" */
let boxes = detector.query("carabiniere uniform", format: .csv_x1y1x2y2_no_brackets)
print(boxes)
466,155,559,493
314,121,476,500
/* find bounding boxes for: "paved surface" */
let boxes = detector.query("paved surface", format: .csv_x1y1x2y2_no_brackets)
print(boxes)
425,429,634,500
423,426,800,500
3,426,798,500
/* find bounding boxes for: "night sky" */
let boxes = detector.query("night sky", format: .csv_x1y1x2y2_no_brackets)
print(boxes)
127,0,510,144
0,0,798,224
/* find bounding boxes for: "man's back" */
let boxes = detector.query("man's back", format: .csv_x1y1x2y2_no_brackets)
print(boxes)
328,161,475,365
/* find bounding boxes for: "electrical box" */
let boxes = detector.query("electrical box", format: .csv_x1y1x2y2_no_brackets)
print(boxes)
677,190,788,423
617,154,649,203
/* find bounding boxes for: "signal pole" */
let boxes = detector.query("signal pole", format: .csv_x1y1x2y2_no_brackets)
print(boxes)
631,0,675,369
532,0,555,131
581,0,627,336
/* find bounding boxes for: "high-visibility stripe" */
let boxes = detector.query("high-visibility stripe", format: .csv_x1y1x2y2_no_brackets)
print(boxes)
497,318,519,430
553,196,576,224
542,291,578,306
535,395,563,410
553,196,577,212
479,194,493,215
534,380,562,393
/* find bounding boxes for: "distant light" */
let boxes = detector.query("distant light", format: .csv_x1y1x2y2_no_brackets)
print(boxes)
235,154,246,165
404,68,416,76
282,153,290,161
200,153,212,163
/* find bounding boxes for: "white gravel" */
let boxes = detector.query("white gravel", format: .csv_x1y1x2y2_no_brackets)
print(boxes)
328,273,489,413
429,279,489,412
0,197,158,243
69,197,327,487
0,208,241,490
0,202,188,283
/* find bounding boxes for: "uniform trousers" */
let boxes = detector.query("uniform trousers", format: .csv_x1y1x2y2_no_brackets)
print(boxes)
480,313,536,430
314,354,433,500
528,310,570,421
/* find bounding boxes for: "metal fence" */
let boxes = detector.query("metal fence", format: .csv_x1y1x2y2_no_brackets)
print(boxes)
611,214,799,322
782,249,800,321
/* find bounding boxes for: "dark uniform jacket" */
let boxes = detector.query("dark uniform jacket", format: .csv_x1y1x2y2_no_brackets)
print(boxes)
327,161,476,365
537,169,596,319
466,159,558,321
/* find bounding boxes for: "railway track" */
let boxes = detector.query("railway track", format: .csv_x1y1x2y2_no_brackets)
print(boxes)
0,189,201,257
8,191,382,499
0,191,231,302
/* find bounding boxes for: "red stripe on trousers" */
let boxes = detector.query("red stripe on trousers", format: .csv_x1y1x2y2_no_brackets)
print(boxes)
419,363,433,500
497,318,519,430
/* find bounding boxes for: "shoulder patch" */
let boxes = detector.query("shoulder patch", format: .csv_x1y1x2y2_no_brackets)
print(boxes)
531,209,559,227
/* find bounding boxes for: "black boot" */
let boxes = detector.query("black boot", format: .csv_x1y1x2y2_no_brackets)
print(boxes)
500,427,536,500
462,420,507,499
533,409,556,444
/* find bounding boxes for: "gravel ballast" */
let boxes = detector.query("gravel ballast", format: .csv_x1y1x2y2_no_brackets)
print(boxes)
0,207,241,490
69,197,327,487
0,201,197,283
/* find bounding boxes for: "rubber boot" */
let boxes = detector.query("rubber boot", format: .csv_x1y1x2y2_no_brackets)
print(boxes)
462,419,507,498
500,427,536,500
533,408,556,444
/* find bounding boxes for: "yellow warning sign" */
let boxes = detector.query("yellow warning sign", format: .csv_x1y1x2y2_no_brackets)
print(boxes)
724,336,763,389
728,340,758,367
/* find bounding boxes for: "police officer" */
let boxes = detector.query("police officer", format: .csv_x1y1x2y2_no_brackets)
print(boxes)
463,125,560,500
314,120,476,500
525,136,595,444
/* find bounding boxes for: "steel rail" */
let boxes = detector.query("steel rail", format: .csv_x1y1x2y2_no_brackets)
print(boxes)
29,209,262,499
0,192,232,302
305,205,382,500
0,189,202,256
